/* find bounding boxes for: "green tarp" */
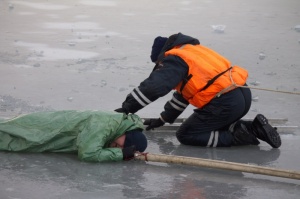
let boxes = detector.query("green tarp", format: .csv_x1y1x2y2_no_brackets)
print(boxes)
0,110,144,162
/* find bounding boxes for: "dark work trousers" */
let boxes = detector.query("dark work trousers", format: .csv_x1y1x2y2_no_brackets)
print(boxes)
176,86,252,147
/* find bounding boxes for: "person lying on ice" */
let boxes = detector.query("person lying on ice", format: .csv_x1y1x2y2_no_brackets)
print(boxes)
115,32,281,148
0,110,147,162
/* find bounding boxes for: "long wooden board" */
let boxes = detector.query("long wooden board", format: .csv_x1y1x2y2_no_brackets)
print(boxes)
142,118,298,134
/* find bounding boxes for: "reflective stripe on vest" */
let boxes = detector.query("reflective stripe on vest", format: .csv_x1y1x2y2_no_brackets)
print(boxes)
165,44,248,108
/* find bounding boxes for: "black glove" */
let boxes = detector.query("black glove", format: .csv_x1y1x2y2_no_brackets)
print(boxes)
122,145,136,160
143,118,165,131
114,107,129,115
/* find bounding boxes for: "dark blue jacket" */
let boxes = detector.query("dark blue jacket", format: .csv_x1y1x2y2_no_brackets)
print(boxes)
121,33,200,123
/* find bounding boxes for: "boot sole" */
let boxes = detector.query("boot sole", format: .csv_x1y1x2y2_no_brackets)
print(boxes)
254,114,281,148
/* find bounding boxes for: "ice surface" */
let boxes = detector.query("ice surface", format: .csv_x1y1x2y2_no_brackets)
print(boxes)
211,25,226,33
294,25,300,32
258,52,266,60
1,0,300,198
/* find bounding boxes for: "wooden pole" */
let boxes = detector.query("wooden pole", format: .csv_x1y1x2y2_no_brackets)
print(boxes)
134,153,300,180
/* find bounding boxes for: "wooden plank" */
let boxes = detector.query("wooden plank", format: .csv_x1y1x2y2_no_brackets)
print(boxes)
135,153,300,180
142,118,298,134
143,118,289,124
146,125,298,134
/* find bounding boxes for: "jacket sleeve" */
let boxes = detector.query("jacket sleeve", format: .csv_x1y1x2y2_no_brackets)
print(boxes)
77,127,123,162
122,55,189,113
78,146,123,162
160,91,189,123
76,115,124,162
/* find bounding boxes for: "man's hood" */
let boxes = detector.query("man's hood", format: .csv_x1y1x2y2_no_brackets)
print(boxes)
156,33,200,62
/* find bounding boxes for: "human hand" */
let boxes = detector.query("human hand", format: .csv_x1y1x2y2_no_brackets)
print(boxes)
143,118,165,131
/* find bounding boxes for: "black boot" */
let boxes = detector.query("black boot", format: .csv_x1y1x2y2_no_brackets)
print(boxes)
231,121,260,146
251,114,281,148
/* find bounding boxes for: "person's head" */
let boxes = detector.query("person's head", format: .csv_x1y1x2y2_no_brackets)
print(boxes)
150,36,168,63
110,129,147,152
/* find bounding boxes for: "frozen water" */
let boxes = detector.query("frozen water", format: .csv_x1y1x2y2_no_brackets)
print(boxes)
252,96,259,102
119,87,127,92
1,0,300,198
68,42,76,47
33,63,40,67
100,80,107,87
250,81,261,86
79,0,117,7
14,41,99,61
11,1,69,10
211,25,226,33
67,97,73,102
8,3,14,10
294,25,300,32
259,52,266,60
42,22,102,30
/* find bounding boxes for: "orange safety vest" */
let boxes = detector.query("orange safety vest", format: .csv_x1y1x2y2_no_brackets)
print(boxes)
165,44,248,108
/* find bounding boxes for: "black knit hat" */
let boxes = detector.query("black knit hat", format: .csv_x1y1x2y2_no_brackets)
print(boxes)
150,36,168,62
124,129,147,152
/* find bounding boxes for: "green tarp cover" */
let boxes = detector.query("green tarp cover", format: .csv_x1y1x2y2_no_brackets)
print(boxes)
0,110,144,162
